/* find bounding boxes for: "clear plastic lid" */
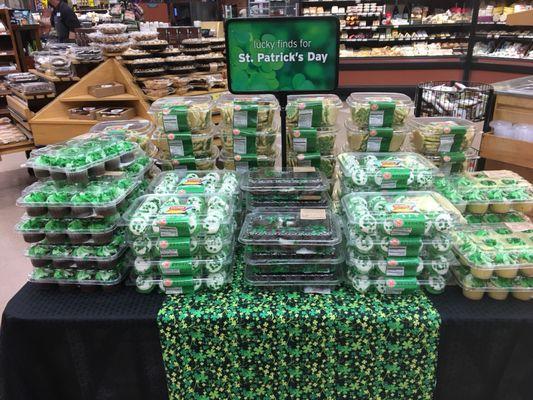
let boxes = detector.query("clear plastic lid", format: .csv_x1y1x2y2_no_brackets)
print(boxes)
344,119,408,152
97,23,128,34
13,81,56,95
149,170,241,197
287,126,338,156
341,191,464,236
434,170,533,213
424,148,479,175
410,117,477,155
244,242,344,265
5,72,39,83
338,152,440,191
241,168,329,194
133,251,234,276
122,193,236,238
345,233,453,257
134,270,231,294
149,95,214,115
151,127,216,159
245,192,332,211
244,263,341,288
218,125,279,157
216,93,280,109
452,224,533,275
286,94,341,128
219,150,277,172
452,265,532,301
347,92,414,129
239,210,342,246
217,94,279,131
89,119,154,136
29,261,129,287
347,273,447,295
150,96,214,133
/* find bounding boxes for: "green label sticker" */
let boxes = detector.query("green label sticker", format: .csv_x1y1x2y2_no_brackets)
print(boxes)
368,101,396,127
158,258,198,275
166,132,193,157
382,277,419,294
438,126,467,152
234,154,258,173
156,213,191,237
296,152,321,169
386,213,427,236
156,237,191,257
233,101,258,128
378,167,411,189
161,276,196,294
385,257,421,277
232,128,258,155
170,156,196,170
292,128,318,153
386,237,422,257
297,100,323,127
163,106,189,133
366,128,394,152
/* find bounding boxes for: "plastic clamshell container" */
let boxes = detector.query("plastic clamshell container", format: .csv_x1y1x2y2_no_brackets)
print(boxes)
26,239,128,270
338,152,440,191
155,146,219,171
341,191,465,237
122,193,236,238
424,148,478,175
344,119,408,152
287,126,337,155
149,95,214,133
219,150,277,172
244,242,344,265
345,232,454,257
132,249,234,275
410,117,477,155
17,176,142,218
347,92,414,129
452,265,532,301
24,138,139,184
89,119,155,136
245,191,332,211
239,210,343,246
464,211,531,225
219,125,279,157
244,263,342,288
241,168,329,195
16,215,120,245
451,224,533,280
287,152,336,179
433,170,533,214
16,81,56,95
149,170,241,197
29,261,129,291
152,127,216,159
346,248,455,277
216,93,279,131
134,270,232,294
286,94,342,128
347,273,447,295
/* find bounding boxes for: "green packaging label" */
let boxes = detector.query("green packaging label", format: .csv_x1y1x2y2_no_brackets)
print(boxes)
156,237,191,257
368,101,396,127
386,237,422,257
160,276,196,294
292,128,318,153
377,166,411,189
385,257,421,277
439,151,467,174
295,152,321,169
158,258,198,275
162,106,189,133
166,132,193,157
170,156,196,170
381,277,419,294
232,128,258,155
234,154,258,172
233,101,258,129
297,100,323,128
366,128,394,152
156,212,191,237
438,126,467,152
386,213,427,236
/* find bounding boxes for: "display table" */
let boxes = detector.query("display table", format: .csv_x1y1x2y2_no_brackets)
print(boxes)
1,282,532,400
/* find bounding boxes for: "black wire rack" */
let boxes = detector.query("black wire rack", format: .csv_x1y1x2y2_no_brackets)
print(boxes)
415,81,494,122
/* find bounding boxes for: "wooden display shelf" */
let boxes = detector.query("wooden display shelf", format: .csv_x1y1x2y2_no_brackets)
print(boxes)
60,93,139,102
143,87,227,102
0,139,34,155
10,110,31,131
29,69,80,83
480,132,533,170
7,95,34,120
10,87,55,102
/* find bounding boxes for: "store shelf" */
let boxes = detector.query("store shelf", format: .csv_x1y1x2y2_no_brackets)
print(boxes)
341,37,467,45
0,139,34,155
10,87,55,102
29,69,80,83
342,23,471,30
59,93,139,102
0,50,15,56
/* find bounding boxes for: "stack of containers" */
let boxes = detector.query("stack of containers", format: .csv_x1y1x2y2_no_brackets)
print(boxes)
216,93,280,171
345,92,414,153
409,116,479,174
148,96,218,171
239,168,343,290
341,191,465,295
122,171,241,294
285,94,342,179
16,135,150,291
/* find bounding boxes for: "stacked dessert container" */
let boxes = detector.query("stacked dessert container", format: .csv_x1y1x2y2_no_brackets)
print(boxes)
17,133,151,291
122,170,241,295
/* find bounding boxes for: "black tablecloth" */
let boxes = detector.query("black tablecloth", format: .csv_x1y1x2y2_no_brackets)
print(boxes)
1,284,532,400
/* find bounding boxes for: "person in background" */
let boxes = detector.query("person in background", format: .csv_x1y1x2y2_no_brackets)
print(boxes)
49,0,80,42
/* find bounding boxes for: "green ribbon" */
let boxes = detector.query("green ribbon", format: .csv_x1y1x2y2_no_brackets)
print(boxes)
295,152,321,169
365,128,394,152
384,213,427,236
368,101,396,127
156,213,191,237
291,128,318,153
386,237,423,257
158,258,198,275
384,257,421,277
166,132,193,157
235,154,258,172
170,155,196,170
232,128,258,155
233,101,258,129
163,106,189,133
378,167,411,189
156,237,191,257
159,276,197,294
438,126,467,152
297,100,323,127
381,277,419,294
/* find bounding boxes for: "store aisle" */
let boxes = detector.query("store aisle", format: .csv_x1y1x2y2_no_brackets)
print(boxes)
0,153,35,315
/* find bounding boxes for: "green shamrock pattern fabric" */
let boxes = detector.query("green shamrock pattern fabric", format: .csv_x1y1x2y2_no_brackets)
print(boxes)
157,259,440,400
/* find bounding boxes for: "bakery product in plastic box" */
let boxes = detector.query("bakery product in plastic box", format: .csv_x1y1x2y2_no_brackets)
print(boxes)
216,93,279,132
410,117,476,155
286,94,342,128
347,92,414,129
219,125,279,157
149,95,213,133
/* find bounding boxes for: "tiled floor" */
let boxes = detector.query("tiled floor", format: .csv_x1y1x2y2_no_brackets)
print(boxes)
0,152,35,315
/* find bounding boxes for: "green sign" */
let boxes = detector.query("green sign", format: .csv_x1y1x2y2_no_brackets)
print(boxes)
225,17,340,93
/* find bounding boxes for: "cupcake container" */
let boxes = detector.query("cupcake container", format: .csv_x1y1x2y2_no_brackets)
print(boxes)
345,234,454,258
244,243,344,265
216,93,279,132
133,271,232,294
347,273,448,295
132,251,234,276
244,263,342,288
286,94,342,128
345,119,408,152
347,92,414,129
